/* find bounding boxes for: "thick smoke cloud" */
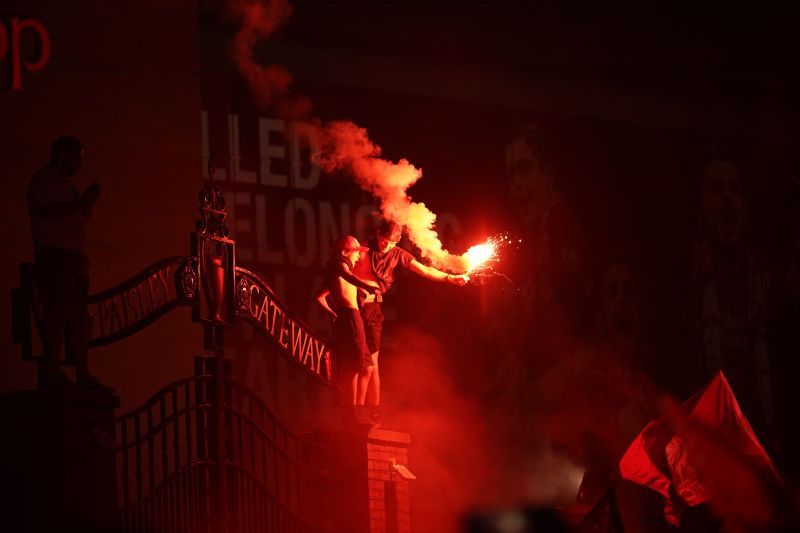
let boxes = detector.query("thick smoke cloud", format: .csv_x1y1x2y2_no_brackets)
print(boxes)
313,121,468,272
227,0,468,272
222,3,800,529
228,0,311,118
386,325,535,531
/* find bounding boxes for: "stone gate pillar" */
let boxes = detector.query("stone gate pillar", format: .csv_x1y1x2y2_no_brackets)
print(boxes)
326,428,413,533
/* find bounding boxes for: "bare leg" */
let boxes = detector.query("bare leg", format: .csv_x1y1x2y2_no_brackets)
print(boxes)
357,364,374,405
341,372,361,427
366,351,380,406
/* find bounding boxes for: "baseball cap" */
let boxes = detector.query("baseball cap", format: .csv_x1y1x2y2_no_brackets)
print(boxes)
335,235,368,253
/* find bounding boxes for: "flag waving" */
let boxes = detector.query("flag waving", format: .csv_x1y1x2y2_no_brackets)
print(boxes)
619,371,780,528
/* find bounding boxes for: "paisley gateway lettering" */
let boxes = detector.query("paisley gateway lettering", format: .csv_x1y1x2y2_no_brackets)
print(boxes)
245,281,326,375
91,265,175,339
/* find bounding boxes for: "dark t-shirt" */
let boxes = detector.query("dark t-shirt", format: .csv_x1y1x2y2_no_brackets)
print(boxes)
367,239,415,292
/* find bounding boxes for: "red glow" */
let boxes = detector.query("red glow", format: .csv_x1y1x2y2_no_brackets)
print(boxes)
463,242,496,273
459,234,519,275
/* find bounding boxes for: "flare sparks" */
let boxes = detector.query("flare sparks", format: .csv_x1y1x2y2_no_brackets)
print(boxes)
460,234,519,276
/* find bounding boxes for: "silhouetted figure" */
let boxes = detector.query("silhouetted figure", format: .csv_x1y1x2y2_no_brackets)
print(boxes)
353,220,469,425
27,135,114,393
314,235,380,426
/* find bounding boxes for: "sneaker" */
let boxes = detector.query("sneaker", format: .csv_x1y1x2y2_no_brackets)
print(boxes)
367,405,385,429
350,405,383,428
77,374,116,395
343,406,373,430
356,405,378,427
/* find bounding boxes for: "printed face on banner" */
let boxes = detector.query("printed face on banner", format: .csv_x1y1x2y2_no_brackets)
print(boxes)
701,159,745,247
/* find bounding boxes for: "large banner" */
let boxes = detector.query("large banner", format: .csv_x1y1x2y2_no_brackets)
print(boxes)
201,69,798,434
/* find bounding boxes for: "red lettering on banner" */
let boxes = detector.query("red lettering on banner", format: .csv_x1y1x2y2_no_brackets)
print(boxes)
153,273,167,308
147,274,160,309
234,273,331,376
157,267,171,300
135,283,150,317
278,313,289,349
313,340,325,374
109,295,123,334
89,265,182,340
249,284,262,317
125,287,140,324
269,303,281,337
95,300,111,337
256,293,269,325
291,322,309,363
118,291,129,326
0,17,51,91
303,336,315,370
0,23,7,62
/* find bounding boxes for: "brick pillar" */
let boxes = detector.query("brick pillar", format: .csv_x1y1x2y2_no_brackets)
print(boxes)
326,427,413,533
367,429,412,533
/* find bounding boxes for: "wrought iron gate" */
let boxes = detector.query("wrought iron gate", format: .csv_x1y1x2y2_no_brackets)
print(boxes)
116,356,330,533
12,176,341,532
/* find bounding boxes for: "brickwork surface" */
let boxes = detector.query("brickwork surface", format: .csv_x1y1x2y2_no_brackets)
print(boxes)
365,429,412,533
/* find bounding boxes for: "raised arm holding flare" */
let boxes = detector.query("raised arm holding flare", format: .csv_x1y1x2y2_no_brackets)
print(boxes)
353,220,469,425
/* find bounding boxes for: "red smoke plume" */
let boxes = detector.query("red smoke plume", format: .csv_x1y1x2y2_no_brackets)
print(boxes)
228,0,311,118
314,121,469,272
385,326,505,531
226,0,469,272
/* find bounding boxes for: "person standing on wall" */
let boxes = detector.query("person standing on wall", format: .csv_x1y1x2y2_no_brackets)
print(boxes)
315,235,382,426
27,135,114,393
355,220,470,425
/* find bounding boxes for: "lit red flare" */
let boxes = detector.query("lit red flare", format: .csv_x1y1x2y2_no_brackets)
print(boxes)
463,242,497,273
460,233,519,275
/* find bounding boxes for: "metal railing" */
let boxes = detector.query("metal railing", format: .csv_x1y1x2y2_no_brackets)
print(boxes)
14,178,340,532
116,356,330,533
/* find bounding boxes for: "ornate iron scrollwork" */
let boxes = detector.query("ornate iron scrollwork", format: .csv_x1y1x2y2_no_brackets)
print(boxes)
195,179,230,239
176,258,199,301
237,275,251,314
192,160,236,326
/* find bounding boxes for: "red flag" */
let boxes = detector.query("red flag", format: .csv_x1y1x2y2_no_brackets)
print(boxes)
619,371,779,527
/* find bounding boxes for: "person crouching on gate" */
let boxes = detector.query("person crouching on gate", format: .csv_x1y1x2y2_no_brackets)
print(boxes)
314,236,381,426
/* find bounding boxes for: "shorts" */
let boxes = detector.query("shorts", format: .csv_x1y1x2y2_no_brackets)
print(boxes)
332,308,372,374
360,302,384,354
